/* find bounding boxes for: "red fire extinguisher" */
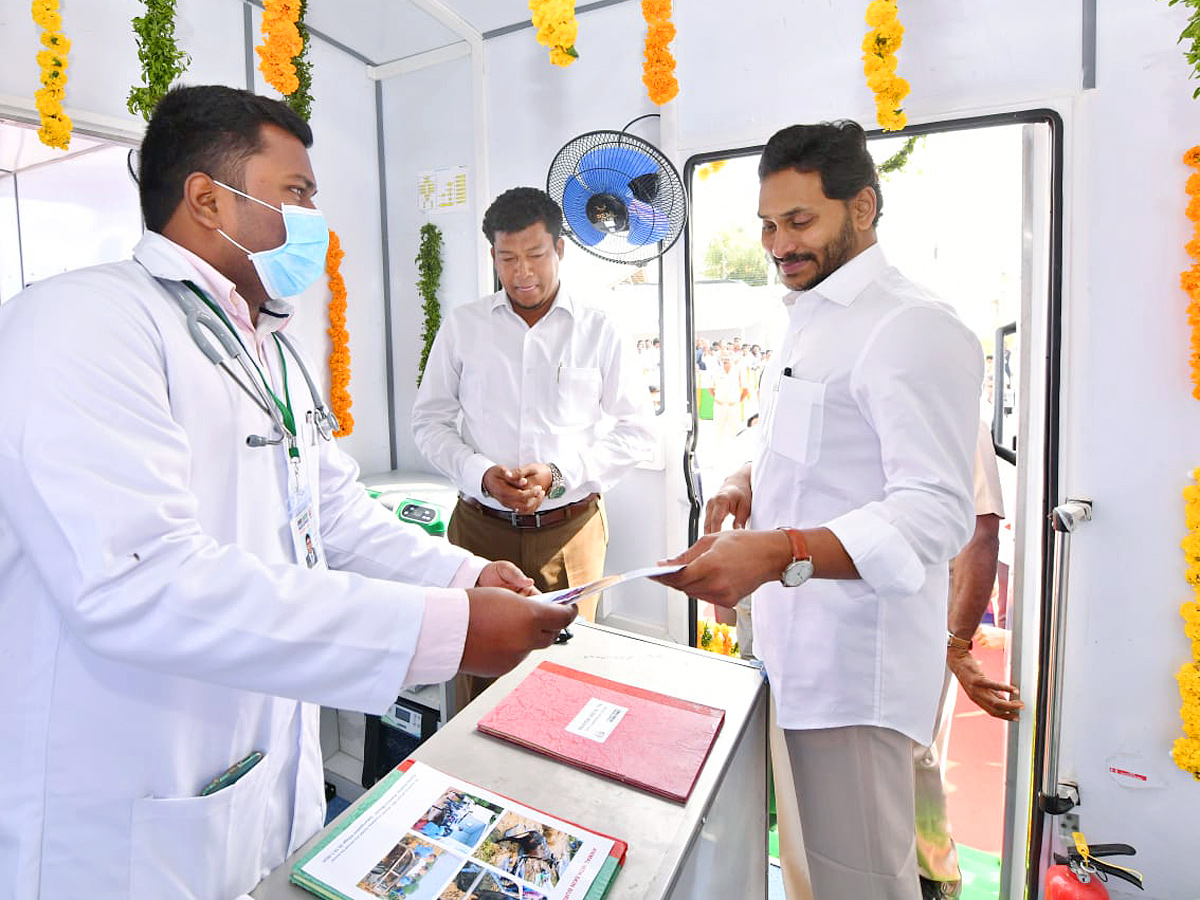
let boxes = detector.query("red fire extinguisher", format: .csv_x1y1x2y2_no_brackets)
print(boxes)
1044,832,1144,899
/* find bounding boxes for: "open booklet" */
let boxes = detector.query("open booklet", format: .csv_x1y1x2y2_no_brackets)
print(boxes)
539,564,683,606
292,760,625,900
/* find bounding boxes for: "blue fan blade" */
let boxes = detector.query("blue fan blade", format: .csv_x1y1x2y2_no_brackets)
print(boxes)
562,175,607,246
580,146,658,179
627,199,671,246
576,146,658,196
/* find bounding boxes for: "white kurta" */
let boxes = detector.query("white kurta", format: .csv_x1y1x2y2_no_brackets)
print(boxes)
750,245,982,746
0,234,475,899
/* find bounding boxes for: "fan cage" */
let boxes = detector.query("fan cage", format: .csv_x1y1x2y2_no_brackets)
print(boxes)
547,129,688,267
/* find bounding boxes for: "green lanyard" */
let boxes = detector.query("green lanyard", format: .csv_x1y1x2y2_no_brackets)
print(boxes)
183,281,299,459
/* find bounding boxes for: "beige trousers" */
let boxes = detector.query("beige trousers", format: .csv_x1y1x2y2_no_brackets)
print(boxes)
777,723,922,900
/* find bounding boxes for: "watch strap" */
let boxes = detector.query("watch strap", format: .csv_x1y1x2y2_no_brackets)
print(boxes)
547,462,565,498
947,632,973,652
778,527,811,565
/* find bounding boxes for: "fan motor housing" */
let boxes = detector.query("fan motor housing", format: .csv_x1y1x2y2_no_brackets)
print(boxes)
586,192,630,234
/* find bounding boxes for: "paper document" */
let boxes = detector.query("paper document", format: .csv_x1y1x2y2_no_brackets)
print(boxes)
292,760,625,899
540,564,683,606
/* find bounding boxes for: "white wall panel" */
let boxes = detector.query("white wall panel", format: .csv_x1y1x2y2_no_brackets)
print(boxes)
285,32,391,473
1049,3,1200,895
381,55,477,473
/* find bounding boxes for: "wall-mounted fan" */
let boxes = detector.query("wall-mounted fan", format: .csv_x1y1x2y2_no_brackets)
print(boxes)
547,128,687,266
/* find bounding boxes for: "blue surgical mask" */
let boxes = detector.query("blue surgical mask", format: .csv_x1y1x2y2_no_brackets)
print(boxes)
213,180,330,299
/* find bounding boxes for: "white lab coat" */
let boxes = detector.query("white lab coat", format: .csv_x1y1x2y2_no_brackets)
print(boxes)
0,234,475,899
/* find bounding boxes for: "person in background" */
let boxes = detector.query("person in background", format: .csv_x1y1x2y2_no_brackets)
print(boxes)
916,422,1023,899
657,120,982,899
412,186,655,626
0,85,574,900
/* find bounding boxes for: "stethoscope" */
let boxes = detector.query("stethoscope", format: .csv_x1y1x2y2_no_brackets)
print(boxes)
155,276,340,452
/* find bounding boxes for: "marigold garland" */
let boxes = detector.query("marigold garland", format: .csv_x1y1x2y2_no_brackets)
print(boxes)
696,160,728,182
257,0,304,98
325,230,353,437
642,0,679,106
697,619,739,657
862,1,909,132
31,0,71,150
1174,470,1200,779
529,0,578,67
1182,147,1200,398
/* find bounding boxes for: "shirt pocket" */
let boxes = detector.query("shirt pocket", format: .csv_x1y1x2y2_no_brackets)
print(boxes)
129,751,271,900
767,373,825,466
546,365,602,427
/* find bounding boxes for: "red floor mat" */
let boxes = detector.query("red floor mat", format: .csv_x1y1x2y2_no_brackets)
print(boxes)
944,644,1010,855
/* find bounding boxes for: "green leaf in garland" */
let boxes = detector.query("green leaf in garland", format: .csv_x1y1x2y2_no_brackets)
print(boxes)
1164,0,1200,98
416,223,445,387
878,135,920,176
127,0,191,122
286,0,314,121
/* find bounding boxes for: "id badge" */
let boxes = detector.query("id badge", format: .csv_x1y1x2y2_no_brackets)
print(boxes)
288,483,326,570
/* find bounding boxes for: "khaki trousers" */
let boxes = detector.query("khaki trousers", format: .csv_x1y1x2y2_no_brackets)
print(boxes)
447,496,607,710
779,724,922,900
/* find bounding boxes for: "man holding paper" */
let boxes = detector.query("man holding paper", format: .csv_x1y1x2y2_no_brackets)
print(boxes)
657,121,981,899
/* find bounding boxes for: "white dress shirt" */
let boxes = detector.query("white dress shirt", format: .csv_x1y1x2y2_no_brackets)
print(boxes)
411,287,656,508
750,244,983,745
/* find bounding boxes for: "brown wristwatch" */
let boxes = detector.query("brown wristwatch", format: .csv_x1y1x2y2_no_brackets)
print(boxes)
947,632,973,652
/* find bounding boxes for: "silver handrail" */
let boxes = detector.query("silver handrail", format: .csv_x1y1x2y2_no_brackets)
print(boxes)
1040,498,1092,813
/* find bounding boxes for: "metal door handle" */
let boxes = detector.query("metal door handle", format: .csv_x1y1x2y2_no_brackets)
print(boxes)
1040,498,1092,813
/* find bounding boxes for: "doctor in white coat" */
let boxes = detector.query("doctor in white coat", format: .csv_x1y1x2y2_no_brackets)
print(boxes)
0,85,575,900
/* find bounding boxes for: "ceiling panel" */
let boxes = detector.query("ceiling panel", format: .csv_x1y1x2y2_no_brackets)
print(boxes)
296,0,576,63
302,0,462,65
0,119,105,175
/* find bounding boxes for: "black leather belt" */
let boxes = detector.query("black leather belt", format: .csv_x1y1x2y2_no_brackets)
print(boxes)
458,493,599,529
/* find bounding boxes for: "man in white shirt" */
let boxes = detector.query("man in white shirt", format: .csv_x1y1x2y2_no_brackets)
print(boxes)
0,86,574,900
412,187,655,624
659,121,982,899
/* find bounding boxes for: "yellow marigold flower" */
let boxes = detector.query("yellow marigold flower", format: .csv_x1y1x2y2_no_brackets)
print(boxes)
879,76,910,105
1180,663,1200,700
1173,736,1200,779
865,0,898,28
33,10,61,32
549,46,575,67
874,20,905,49
643,0,672,21
1184,536,1200,560
1186,146,1200,167
863,52,898,78
40,31,69,51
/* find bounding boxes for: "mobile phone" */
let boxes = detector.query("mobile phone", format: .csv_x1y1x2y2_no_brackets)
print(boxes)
199,750,264,797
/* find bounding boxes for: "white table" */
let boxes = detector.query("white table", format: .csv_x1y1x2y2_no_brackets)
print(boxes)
253,621,768,900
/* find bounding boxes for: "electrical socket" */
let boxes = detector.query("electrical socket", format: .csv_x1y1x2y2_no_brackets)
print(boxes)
1057,811,1080,847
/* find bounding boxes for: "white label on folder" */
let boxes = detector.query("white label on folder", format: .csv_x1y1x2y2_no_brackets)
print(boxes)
564,697,628,743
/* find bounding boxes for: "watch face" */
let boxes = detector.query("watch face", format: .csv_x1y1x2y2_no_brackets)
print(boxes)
781,558,814,587
548,485,566,499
